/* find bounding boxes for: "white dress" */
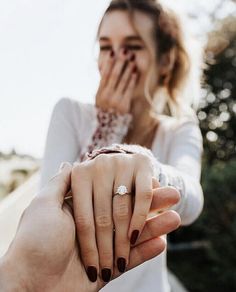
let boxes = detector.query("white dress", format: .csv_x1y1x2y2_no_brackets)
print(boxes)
39,97,204,292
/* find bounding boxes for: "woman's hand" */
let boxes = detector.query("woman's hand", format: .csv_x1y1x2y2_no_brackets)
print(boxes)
71,153,181,283
96,48,138,114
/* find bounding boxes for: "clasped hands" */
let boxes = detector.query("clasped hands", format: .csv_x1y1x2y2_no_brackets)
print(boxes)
0,153,180,292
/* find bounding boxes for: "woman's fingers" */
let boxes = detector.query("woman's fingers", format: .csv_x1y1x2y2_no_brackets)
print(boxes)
112,209,180,280
93,156,114,283
116,58,136,95
128,155,153,245
115,58,136,114
135,210,181,246
113,195,132,274
99,51,115,90
106,48,130,91
150,186,181,212
120,70,138,112
113,163,133,274
71,164,99,283
97,48,137,114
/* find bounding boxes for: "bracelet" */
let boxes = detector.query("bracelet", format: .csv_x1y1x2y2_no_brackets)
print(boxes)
84,143,161,179
85,144,134,161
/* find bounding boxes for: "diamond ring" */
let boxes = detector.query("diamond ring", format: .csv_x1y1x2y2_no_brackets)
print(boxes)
114,185,131,197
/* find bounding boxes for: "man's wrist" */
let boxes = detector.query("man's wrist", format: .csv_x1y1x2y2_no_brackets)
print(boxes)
0,252,30,292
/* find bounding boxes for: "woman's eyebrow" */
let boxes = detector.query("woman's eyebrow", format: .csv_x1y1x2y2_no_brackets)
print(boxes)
99,35,142,42
125,36,142,41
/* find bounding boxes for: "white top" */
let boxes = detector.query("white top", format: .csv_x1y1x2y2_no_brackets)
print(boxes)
39,97,204,292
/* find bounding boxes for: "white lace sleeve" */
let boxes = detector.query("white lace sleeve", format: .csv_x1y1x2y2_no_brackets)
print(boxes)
80,108,132,161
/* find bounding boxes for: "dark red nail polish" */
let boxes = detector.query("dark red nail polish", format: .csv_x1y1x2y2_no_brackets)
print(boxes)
123,48,128,55
130,54,135,61
132,66,137,73
130,230,139,245
117,257,126,273
86,266,97,282
101,268,111,282
110,50,114,57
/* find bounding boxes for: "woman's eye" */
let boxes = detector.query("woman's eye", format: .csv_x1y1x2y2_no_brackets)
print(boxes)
100,46,112,51
125,45,144,51
100,45,144,51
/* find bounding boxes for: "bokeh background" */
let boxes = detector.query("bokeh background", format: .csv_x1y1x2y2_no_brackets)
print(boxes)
0,1,235,291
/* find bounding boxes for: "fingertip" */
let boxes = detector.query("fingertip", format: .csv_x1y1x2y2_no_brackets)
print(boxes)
154,236,166,252
169,210,181,229
172,187,181,204
152,177,160,189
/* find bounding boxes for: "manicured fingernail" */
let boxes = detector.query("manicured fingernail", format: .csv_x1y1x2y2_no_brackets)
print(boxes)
86,266,97,282
130,230,139,245
132,66,137,73
117,257,126,273
130,54,135,61
101,268,111,282
59,162,67,171
110,50,114,57
123,48,128,55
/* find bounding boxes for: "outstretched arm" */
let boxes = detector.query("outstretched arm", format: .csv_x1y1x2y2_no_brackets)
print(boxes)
39,98,82,189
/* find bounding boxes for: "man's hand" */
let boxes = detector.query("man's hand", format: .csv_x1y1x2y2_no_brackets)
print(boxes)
0,163,89,292
0,162,180,292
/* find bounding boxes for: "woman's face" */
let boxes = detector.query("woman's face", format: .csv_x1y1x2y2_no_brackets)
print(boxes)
98,10,158,100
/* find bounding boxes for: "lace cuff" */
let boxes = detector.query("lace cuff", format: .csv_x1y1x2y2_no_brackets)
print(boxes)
80,108,132,161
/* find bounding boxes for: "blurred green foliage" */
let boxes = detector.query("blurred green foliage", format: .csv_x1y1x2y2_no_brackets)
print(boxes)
168,15,236,292
198,15,236,163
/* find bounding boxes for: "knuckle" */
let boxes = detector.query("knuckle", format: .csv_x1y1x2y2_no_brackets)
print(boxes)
114,203,129,219
112,71,119,80
118,104,128,114
72,163,88,178
100,92,109,103
95,214,113,229
100,250,113,263
114,153,133,168
137,211,148,221
75,215,93,232
116,239,129,249
113,155,125,168
142,189,153,201
82,248,97,260
109,98,118,108
134,153,149,163
133,152,145,162
94,154,110,171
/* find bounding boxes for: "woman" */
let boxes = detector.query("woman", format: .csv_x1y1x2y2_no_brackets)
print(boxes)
40,0,204,291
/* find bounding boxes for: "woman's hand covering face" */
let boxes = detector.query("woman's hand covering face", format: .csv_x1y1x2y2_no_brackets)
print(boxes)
96,48,138,114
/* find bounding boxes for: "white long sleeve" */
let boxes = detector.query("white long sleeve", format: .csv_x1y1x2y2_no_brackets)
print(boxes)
80,106,204,226
130,117,204,225
39,97,204,292
40,98,204,225
156,118,204,225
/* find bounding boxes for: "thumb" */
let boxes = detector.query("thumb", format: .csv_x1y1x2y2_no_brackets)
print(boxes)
44,162,72,206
